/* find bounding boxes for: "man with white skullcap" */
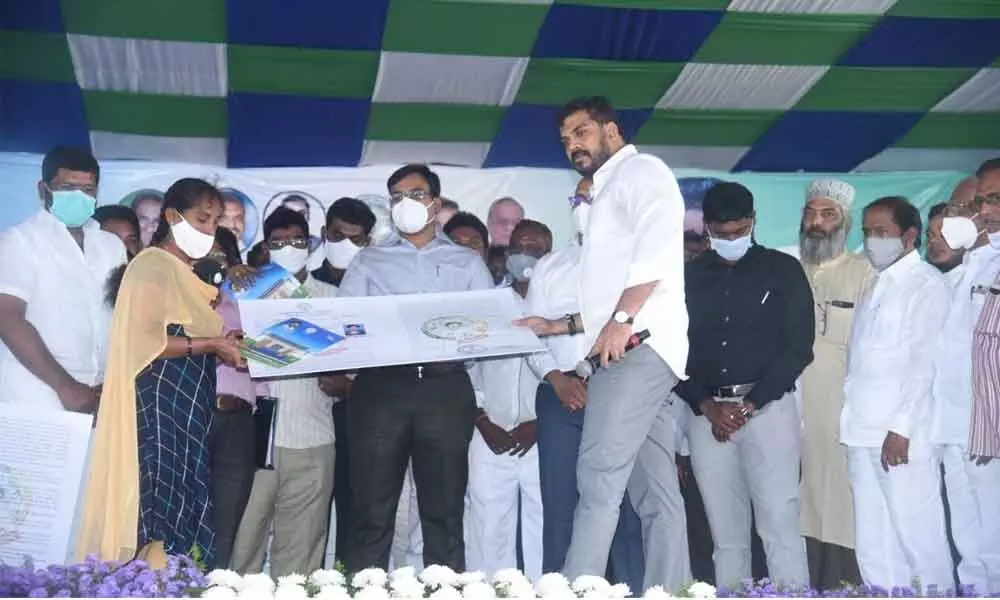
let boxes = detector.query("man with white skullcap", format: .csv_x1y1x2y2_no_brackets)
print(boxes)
796,178,870,590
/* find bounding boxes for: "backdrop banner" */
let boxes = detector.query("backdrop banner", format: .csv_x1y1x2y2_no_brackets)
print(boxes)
0,152,969,254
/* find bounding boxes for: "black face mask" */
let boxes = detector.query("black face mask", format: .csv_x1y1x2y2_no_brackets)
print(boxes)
193,258,225,287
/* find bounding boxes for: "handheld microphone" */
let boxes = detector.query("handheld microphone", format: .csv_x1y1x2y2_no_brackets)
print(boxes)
193,258,225,287
575,329,651,379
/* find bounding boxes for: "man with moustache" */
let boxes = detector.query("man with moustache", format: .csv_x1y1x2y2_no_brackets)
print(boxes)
518,96,690,591
796,179,870,590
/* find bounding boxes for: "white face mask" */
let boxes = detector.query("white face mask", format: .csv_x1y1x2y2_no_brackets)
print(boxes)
391,197,433,235
573,203,591,237
325,238,361,269
941,216,979,251
865,236,904,270
710,233,753,262
171,216,215,260
270,246,309,274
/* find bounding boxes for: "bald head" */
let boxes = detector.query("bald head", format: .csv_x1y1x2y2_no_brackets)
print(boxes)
487,196,525,246
949,177,978,217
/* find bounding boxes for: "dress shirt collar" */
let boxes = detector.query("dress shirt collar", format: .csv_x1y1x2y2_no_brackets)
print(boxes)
592,144,638,196
879,248,921,282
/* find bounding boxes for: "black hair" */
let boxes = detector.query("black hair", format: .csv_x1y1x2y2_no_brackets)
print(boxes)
443,211,488,249
511,218,552,248
215,227,242,268
150,178,222,247
928,203,948,221
702,181,754,224
42,146,99,184
441,197,459,211
93,204,139,236
387,164,442,198
556,96,621,133
246,241,268,268
264,206,310,241
976,157,1000,179
864,195,923,250
327,197,376,236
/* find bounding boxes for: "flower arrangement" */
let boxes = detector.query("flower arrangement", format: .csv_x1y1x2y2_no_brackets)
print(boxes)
0,557,978,598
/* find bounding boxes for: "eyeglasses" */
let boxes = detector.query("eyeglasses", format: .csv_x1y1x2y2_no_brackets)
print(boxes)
389,190,432,203
267,238,308,250
568,194,591,208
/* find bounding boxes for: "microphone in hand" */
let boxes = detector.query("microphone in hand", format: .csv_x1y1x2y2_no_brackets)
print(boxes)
575,329,650,379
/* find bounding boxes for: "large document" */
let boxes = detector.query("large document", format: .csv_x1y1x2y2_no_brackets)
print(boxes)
0,405,92,567
238,288,544,378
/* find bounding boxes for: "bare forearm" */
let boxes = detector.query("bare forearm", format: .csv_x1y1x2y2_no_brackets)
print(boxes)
0,316,74,390
616,282,658,317
547,313,583,336
158,335,218,360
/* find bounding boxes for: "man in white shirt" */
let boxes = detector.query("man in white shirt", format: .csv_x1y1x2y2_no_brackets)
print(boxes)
0,146,126,412
452,218,548,579
519,96,690,591
842,196,953,590
231,207,338,577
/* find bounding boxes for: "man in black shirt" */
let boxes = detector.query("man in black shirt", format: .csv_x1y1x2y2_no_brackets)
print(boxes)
676,181,814,588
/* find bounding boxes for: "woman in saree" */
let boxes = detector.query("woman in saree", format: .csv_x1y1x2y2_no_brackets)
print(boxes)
76,178,245,568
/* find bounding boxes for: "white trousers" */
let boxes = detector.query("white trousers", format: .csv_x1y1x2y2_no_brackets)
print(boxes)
940,444,1000,594
847,445,953,591
389,462,424,571
688,395,808,588
465,429,544,580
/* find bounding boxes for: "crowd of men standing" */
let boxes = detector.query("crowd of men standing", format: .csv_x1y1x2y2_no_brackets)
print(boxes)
1,95,999,596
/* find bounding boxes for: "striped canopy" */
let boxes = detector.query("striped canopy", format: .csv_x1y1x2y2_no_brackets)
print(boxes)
3,0,1000,172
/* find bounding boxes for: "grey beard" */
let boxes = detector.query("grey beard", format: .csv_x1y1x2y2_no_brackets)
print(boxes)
799,225,847,265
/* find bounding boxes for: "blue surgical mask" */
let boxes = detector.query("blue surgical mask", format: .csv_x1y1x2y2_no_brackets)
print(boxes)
710,234,752,262
49,189,96,227
505,253,539,282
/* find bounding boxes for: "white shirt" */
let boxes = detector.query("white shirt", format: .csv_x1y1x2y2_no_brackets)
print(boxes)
0,210,125,410
270,275,339,449
841,251,949,447
472,291,539,430
930,243,1000,445
579,144,688,379
525,243,589,379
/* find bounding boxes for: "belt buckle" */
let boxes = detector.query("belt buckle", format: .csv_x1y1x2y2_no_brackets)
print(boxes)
417,365,424,380
215,396,226,411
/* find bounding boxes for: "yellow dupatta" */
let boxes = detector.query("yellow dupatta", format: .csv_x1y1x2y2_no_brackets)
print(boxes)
75,247,222,566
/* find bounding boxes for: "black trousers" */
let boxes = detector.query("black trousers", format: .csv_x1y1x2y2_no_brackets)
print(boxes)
345,369,475,573
209,409,257,569
332,399,352,564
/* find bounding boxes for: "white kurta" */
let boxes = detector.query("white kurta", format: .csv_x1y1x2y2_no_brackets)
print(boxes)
0,211,125,409
799,251,870,549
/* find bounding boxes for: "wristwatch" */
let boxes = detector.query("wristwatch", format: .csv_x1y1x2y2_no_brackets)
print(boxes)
612,310,634,325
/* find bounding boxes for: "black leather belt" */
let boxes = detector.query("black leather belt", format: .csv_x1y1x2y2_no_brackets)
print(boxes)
372,362,466,380
708,383,755,399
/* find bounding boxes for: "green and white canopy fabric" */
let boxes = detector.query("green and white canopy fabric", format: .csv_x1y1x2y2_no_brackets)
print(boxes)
3,0,999,171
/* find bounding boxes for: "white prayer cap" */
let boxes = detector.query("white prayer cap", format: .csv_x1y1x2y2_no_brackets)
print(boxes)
806,179,855,209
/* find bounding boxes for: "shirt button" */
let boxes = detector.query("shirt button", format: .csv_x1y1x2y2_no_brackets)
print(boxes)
721,341,728,347
721,368,728,374
723,316,730,323
724,289,730,296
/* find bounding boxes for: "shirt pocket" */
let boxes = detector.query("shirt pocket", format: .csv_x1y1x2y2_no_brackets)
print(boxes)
822,302,855,346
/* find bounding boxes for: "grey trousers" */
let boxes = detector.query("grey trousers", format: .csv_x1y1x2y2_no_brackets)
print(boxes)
688,394,808,588
230,444,336,577
563,345,690,592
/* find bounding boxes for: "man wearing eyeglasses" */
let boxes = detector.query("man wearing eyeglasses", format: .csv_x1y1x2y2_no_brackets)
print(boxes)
231,206,339,577
965,157,1000,595
338,164,494,573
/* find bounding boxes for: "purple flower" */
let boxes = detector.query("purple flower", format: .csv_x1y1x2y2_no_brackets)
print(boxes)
28,587,49,597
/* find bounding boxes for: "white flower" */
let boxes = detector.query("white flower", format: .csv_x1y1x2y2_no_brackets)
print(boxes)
354,568,390,589
207,569,246,590
241,573,277,594
237,588,275,600
581,591,609,600
608,583,631,598
461,581,497,600
641,585,674,600
456,571,486,586
492,568,530,588
355,586,393,600
315,586,353,600
420,564,460,587
507,581,536,598
202,586,238,600
535,573,571,597
278,574,307,586
571,575,611,594
390,566,417,581
687,582,717,598
310,569,348,588
275,582,309,600
429,584,463,600
390,575,426,599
